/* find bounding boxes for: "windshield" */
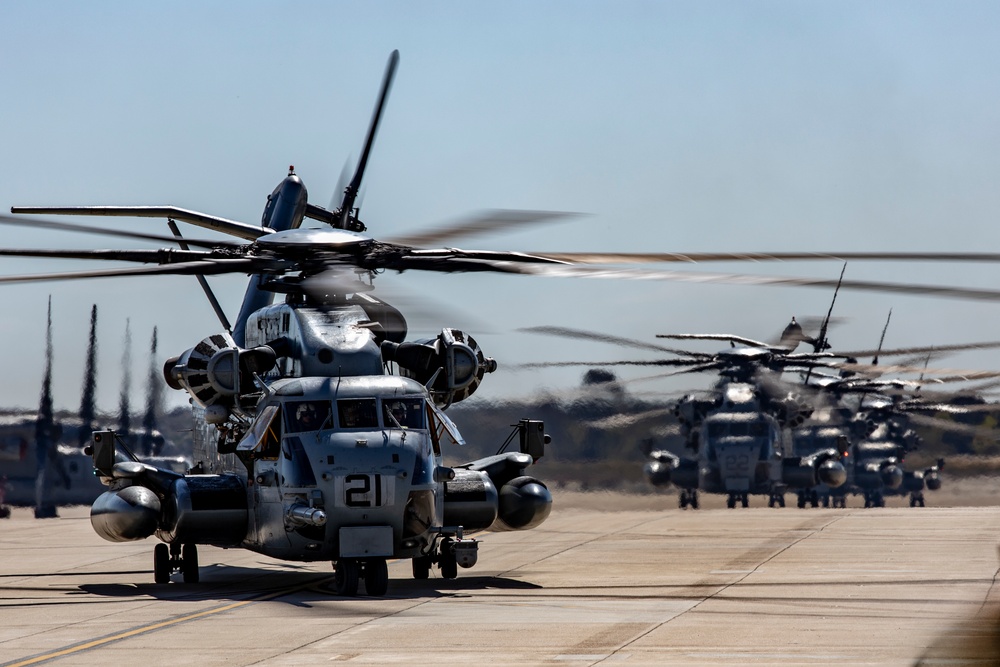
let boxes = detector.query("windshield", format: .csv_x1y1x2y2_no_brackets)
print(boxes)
382,398,426,429
337,398,379,429
285,400,332,433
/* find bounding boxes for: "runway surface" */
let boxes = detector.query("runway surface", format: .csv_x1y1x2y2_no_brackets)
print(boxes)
2,490,1000,666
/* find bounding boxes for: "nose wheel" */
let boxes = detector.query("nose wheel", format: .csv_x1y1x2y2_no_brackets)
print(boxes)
153,542,199,584
333,558,389,597
678,489,699,509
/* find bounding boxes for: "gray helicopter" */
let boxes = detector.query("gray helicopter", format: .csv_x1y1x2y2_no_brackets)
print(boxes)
3,51,563,596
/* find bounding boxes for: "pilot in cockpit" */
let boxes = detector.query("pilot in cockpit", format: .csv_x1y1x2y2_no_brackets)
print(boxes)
295,402,322,431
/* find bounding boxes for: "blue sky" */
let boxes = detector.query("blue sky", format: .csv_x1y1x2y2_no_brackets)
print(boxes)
2,2,1000,412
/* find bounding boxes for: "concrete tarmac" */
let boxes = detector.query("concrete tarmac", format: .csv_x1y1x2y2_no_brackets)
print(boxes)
2,491,999,666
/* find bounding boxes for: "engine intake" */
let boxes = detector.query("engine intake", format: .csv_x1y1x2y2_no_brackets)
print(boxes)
382,328,496,408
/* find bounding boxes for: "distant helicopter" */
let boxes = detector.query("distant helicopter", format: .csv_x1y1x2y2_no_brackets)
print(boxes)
2,51,562,595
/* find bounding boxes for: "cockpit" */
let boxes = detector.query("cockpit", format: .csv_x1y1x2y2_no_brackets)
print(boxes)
279,396,428,433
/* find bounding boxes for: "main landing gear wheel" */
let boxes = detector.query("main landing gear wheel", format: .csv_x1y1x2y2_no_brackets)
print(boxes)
153,542,199,584
363,558,389,597
440,552,458,580
412,555,432,580
182,544,199,583
154,543,170,584
769,493,785,508
334,558,360,596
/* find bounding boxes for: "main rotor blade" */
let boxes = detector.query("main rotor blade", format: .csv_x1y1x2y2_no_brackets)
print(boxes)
387,210,579,247
836,340,1000,359
0,213,243,249
518,325,711,356
836,361,1000,381
0,258,262,284
10,206,269,241
383,248,568,272
0,247,213,263
513,358,712,369
585,407,676,430
337,50,399,229
656,333,772,348
538,250,1000,264
515,264,1000,303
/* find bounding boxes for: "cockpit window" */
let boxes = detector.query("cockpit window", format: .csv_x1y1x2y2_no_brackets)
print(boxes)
382,398,426,429
285,400,332,433
706,420,769,439
337,398,379,429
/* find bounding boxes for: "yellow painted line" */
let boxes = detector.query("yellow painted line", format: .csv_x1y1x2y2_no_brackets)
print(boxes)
5,575,335,667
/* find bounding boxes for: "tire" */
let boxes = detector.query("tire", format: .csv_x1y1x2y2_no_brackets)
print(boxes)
182,544,199,583
740,494,749,508
440,553,458,580
154,543,170,584
726,495,736,509
412,556,431,580
334,559,360,596
364,558,389,596
690,492,699,510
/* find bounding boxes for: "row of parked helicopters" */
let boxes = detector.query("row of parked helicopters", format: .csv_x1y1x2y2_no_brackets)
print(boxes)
0,301,188,517
523,307,982,510
2,50,999,595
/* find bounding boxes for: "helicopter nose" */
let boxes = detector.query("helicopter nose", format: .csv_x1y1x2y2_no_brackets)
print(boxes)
817,459,847,489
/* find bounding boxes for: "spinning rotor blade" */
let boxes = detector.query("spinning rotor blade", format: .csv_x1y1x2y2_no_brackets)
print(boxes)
0,247,214,263
0,213,242,249
387,210,579,247
383,248,566,273
10,206,268,241
656,333,772,348
519,325,710,356
836,361,1000,379
585,407,676,430
539,250,1000,264
0,258,262,284
515,264,1000,303
836,340,1000,359
336,50,399,229
514,359,714,369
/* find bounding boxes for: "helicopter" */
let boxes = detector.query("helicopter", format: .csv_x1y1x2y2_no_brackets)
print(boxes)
0,51,568,596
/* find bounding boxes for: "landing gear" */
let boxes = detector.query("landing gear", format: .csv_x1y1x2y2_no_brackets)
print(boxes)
863,491,885,508
821,494,830,508
831,495,847,508
334,558,360,596
727,492,750,508
153,542,199,584
679,489,699,509
333,557,389,597
796,490,819,508
768,492,786,508
363,558,389,596
412,555,432,580
909,492,926,508
440,551,458,580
